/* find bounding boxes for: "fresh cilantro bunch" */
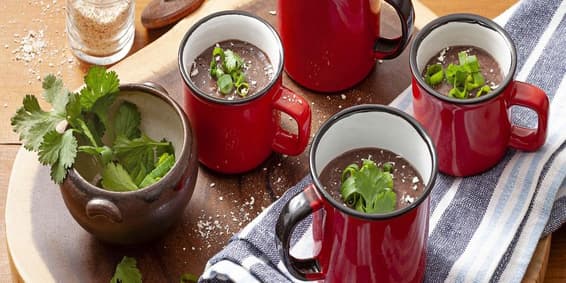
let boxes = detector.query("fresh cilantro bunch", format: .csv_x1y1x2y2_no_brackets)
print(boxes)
11,66,175,191
209,46,249,97
340,159,397,214
424,50,493,99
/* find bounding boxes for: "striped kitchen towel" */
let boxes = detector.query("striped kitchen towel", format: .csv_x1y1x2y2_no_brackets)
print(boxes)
200,0,566,282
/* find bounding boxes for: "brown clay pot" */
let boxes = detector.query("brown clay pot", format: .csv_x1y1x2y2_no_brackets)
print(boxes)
60,83,198,245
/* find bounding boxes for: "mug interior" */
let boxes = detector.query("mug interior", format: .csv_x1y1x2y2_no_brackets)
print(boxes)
179,12,282,100
415,19,513,82
311,105,436,217
75,89,185,183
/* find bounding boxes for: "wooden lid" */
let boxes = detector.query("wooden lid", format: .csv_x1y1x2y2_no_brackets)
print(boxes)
141,0,205,29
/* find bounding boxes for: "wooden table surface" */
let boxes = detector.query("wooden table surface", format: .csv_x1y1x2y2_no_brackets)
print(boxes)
1,0,564,282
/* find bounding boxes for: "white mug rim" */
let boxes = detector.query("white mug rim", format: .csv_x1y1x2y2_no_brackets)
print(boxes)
409,13,517,105
178,10,284,105
309,104,438,220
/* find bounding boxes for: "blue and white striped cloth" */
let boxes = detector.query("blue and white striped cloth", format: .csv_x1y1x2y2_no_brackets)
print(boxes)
200,1,566,282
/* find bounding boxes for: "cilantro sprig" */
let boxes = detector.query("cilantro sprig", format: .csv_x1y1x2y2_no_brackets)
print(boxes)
209,46,249,97
340,159,397,214
110,255,199,283
11,67,175,191
424,50,494,99
111,256,142,283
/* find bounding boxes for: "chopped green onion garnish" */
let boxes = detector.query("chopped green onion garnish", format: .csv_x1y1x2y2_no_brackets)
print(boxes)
209,46,250,97
425,64,444,86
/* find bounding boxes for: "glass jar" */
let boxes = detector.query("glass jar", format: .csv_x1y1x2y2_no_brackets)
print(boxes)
66,0,135,65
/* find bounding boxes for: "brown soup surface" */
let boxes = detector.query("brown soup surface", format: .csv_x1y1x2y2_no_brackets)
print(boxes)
319,147,425,211
190,39,274,101
423,45,503,98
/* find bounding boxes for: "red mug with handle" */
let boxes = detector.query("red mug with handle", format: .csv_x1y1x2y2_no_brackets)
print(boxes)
179,11,311,174
410,14,549,176
276,105,438,282
278,0,414,92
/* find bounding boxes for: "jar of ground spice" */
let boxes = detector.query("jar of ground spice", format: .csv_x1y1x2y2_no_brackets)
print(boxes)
66,0,135,65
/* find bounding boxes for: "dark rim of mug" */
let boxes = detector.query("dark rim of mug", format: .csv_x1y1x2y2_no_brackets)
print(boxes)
409,13,517,105
67,83,193,196
309,104,438,220
178,10,284,105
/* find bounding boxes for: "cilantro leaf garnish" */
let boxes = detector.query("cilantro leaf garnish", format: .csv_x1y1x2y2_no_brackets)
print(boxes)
111,256,142,283
340,159,397,214
209,45,249,97
11,66,176,190
224,49,243,73
424,50,493,99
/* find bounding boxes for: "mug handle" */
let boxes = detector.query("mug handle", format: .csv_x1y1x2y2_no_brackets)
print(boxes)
272,86,312,156
275,184,325,281
374,0,415,59
508,81,549,151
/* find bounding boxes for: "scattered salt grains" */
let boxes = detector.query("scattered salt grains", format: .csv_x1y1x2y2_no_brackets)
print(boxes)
209,182,216,188
13,30,46,63
341,94,347,100
403,194,415,204
412,176,419,184
190,62,199,77
378,59,383,64
412,185,418,191
268,10,277,15
437,47,448,62
218,196,223,201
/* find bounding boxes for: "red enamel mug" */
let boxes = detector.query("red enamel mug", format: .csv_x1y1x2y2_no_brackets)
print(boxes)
276,105,438,282
410,14,549,176
178,11,312,174
278,0,414,92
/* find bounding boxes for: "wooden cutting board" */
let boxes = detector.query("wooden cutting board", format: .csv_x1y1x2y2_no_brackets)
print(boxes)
5,0,549,282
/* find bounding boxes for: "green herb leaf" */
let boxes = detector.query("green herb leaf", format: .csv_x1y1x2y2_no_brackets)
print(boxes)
110,256,142,283
339,159,396,214
424,63,444,86
114,101,141,140
11,95,65,151
101,162,139,192
210,47,225,79
224,49,243,73
91,92,117,134
217,74,233,94
65,92,83,125
139,153,175,188
113,135,157,174
42,74,69,114
79,66,119,110
476,85,492,97
180,273,199,283
209,46,249,96
79,145,114,165
39,129,78,183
